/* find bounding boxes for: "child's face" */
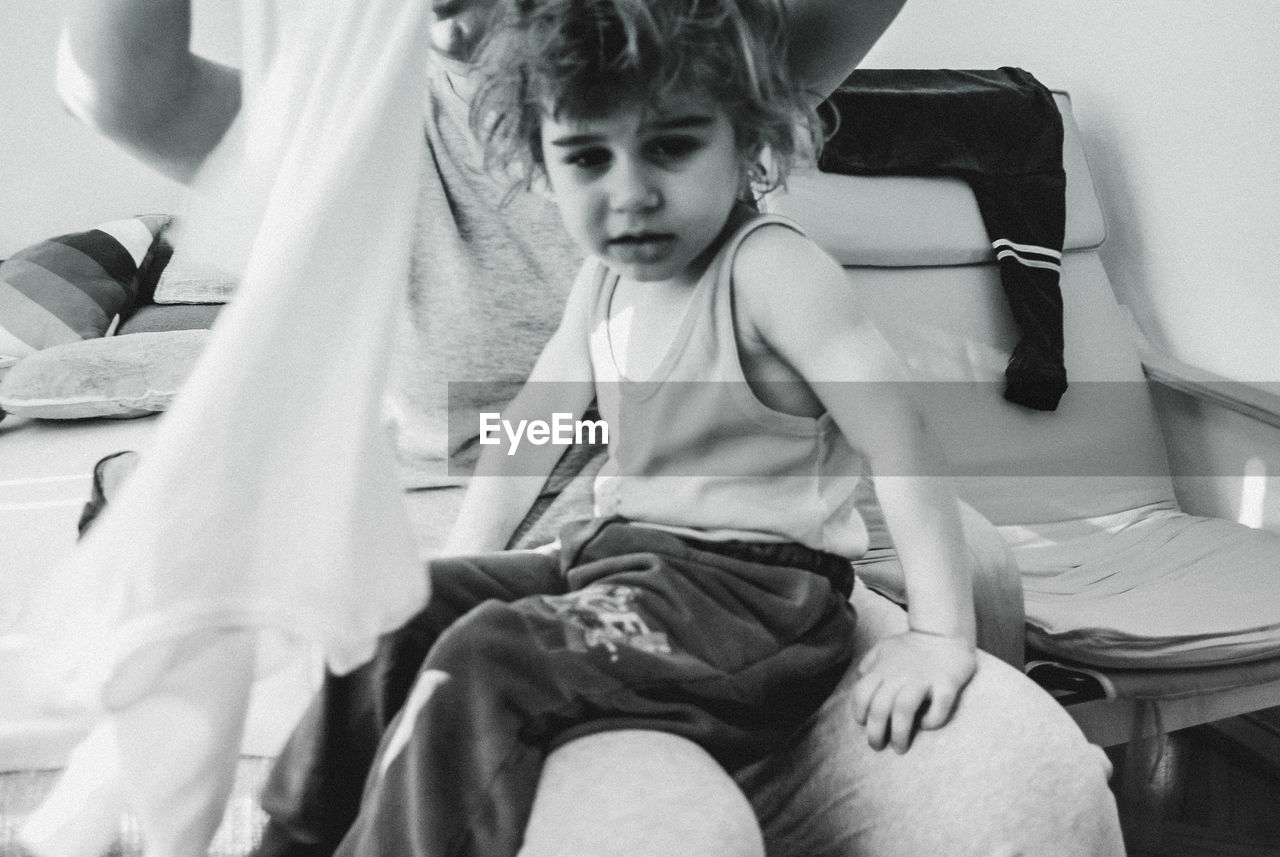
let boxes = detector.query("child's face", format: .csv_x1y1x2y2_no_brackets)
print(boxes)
541,94,744,286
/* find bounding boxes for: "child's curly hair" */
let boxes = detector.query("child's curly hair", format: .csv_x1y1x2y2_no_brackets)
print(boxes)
469,0,825,195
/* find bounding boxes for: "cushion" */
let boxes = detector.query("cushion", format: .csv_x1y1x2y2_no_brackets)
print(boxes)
0,216,171,358
118,302,225,335
151,232,239,305
1014,507,1280,668
0,329,209,419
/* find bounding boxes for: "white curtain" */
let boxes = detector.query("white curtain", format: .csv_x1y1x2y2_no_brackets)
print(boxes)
21,1,431,853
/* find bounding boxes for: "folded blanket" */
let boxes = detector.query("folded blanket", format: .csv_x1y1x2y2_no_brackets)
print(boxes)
819,67,1068,411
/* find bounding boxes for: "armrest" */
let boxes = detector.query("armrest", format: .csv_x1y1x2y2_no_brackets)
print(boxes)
1140,348,1280,432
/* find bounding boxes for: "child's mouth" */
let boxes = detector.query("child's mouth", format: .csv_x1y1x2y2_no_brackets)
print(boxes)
608,233,676,264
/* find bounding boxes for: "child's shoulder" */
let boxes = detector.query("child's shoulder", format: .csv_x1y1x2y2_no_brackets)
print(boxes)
735,213,813,255
731,214,847,305
729,215,897,382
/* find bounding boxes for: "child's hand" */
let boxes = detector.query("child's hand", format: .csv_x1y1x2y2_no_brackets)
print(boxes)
850,630,976,754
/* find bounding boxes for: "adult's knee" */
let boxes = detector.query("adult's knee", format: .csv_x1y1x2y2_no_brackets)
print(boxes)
521,730,765,857
742,651,1125,857
902,655,1126,857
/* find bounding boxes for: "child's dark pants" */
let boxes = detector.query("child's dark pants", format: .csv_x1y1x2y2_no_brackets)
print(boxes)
257,519,856,857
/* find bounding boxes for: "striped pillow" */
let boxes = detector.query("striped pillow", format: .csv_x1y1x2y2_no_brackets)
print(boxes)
0,215,170,359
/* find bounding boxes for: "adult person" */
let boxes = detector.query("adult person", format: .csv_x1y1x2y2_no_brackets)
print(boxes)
57,1,1126,855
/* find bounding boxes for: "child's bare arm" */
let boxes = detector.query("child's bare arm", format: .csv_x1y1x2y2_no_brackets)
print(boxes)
846,473,976,753
733,226,977,753
444,264,598,555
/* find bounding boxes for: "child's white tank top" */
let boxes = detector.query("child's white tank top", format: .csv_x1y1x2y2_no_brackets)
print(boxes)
587,214,871,560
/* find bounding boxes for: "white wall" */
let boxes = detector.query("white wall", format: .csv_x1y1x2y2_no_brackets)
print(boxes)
0,0,238,257
3,1,1277,383
859,0,1280,383
0,4,180,254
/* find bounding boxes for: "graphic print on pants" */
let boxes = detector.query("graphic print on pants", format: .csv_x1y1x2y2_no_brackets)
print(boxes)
540,584,672,661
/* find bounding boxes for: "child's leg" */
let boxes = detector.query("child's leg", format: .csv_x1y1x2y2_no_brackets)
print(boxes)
113,630,256,857
331,596,573,857
255,550,563,857
332,522,856,857
25,453,255,857
21,628,255,857
18,722,127,857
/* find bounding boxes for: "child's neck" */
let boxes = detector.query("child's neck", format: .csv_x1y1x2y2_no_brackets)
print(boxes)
606,203,754,380
633,202,753,292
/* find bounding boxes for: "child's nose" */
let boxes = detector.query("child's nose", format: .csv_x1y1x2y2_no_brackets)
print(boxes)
609,161,660,212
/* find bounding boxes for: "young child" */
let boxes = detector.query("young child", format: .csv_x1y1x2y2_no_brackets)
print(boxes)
333,0,977,854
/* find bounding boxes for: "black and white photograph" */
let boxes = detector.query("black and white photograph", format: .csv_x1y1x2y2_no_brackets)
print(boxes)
2,2,1279,855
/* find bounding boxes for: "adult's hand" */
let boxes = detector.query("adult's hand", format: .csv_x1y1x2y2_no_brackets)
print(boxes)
428,0,503,62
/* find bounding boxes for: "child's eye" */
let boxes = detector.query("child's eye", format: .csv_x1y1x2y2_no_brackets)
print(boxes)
646,136,703,165
564,147,610,171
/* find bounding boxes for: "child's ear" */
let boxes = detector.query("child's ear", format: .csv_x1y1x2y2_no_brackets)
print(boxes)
738,157,768,197
743,146,780,195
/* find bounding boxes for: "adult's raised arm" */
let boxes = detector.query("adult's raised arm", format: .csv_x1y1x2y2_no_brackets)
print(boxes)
59,0,242,183
428,0,905,96
785,0,907,101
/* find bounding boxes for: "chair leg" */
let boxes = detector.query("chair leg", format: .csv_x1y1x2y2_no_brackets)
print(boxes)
1114,702,1184,853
